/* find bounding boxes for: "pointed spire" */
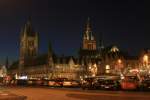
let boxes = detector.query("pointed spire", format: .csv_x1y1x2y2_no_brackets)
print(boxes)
84,17,93,40
48,41,53,54
24,16,35,36
86,17,91,30
35,32,39,44
98,32,104,50
81,57,85,66
62,54,66,64
20,27,24,36
27,16,32,25
48,41,53,59
69,57,74,66
48,41,54,66
5,57,9,69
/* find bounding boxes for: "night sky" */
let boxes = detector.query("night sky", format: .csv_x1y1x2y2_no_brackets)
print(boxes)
0,0,149,64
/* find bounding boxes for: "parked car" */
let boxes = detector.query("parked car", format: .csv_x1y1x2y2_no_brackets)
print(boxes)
48,78,67,87
121,75,140,90
81,77,95,90
35,80,43,86
63,80,80,87
43,79,49,86
27,79,43,86
27,79,35,86
17,79,28,86
93,78,120,90
48,79,56,87
140,79,150,91
54,78,67,87
139,75,150,91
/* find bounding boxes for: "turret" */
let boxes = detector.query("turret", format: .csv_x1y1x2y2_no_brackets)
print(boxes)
48,41,54,67
5,57,9,69
83,17,92,40
82,17,97,50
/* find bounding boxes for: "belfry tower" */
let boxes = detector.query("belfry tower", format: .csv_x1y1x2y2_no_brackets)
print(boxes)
19,18,39,68
79,18,97,58
82,17,97,50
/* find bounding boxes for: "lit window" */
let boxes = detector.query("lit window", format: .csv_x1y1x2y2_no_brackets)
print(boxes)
105,65,110,70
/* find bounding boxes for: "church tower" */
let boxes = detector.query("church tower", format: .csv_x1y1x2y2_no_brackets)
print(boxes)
19,18,39,68
79,18,97,58
82,17,97,50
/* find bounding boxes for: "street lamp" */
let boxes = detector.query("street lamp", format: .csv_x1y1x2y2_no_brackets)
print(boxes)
143,54,150,71
117,59,122,64
116,59,123,74
143,54,148,66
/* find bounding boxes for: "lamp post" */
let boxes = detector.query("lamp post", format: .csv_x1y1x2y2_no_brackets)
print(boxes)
117,59,123,74
117,59,122,65
143,54,149,68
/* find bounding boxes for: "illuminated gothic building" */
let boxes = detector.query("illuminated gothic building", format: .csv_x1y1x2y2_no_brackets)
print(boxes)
8,18,142,80
8,19,84,80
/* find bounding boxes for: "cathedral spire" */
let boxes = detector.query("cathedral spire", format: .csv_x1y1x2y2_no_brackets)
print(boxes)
86,17,91,31
84,17,94,40
98,32,104,50
48,41,53,55
24,17,35,36
48,41,54,67
5,57,9,69
81,17,97,51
